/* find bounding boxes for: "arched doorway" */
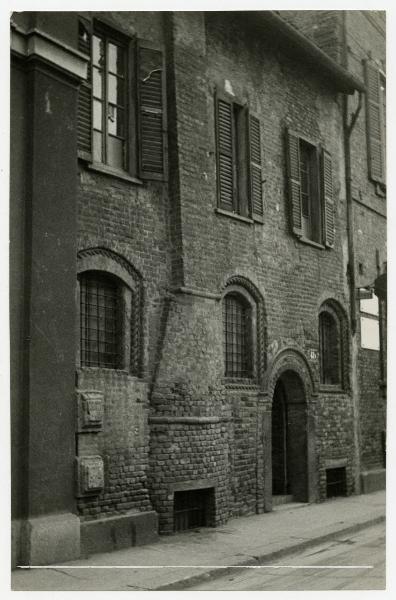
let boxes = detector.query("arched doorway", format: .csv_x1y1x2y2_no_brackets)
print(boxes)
272,370,308,503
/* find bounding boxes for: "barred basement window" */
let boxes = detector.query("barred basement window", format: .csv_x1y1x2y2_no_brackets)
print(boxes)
77,18,167,180
79,271,122,369
319,311,341,385
223,293,253,378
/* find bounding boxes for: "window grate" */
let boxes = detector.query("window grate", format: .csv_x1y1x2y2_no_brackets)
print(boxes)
326,467,347,498
319,311,340,385
174,488,213,532
80,272,120,369
223,294,251,378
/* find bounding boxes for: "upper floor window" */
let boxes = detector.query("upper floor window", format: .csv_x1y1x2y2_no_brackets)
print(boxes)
79,271,122,369
92,32,128,170
77,18,166,180
223,292,253,378
364,60,386,193
215,91,263,222
286,129,334,248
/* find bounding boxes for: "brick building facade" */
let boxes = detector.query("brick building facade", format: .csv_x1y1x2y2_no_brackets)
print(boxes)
10,10,386,566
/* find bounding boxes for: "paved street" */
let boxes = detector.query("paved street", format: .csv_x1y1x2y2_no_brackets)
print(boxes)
187,522,385,590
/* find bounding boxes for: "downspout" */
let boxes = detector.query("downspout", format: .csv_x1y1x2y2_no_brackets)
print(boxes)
341,11,363,494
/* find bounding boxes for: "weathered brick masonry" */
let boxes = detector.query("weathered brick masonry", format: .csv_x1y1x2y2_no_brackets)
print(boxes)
10,10,385,563
283,9,386,485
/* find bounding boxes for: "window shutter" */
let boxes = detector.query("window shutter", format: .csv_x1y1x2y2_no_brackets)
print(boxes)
321,148,335,248
285,129,302,237
364,61,385,184
249,114,263,222
77,19,92,159
215,94,234,212
137,40,167,180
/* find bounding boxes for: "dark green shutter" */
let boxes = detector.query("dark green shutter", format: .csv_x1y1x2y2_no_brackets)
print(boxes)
215,95,234,212
286,129,302,237
137,40,166,180
77,19,92,159
364,61,385,184
321,148,335,248
249,115,263,222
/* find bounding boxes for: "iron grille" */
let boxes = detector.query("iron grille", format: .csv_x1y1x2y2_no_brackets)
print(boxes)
326,467,347,498
174,489,213,532
223,294,251,378
80,271,120,369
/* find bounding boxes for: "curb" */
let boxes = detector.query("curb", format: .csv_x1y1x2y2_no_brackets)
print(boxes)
155,515,385,591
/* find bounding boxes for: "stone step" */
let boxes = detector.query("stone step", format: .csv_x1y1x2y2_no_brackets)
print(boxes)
272,494,294,506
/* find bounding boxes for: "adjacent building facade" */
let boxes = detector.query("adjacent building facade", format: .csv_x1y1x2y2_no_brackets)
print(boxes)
10,10,386,566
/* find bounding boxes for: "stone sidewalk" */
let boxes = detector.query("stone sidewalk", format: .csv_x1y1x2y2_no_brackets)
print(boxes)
12,490,385,591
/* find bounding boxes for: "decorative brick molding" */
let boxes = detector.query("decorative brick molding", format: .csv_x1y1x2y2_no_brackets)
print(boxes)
77,247,143,376
264,346,317,404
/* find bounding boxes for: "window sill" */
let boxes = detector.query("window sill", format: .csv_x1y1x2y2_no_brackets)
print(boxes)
81,159,144,186
223,377,259,390
215,208,254,224
319,384,345,394
298,236,325,250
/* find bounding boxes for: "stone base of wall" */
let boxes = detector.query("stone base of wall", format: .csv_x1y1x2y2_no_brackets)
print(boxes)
360,469,386,494
16,512,81,567
80,510,158,557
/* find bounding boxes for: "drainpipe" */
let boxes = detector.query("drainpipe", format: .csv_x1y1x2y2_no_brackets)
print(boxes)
342,11,363,495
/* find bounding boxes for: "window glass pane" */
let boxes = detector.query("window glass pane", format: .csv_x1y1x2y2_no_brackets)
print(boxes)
93,130,103,163
93,67,103,100
361,316,380,350
360,295,379,316
107,136,125,170
108,42,125,76
93,99,103,131
108,74,125,107
93,35,104,67
108,105,125,137
80,272,120,368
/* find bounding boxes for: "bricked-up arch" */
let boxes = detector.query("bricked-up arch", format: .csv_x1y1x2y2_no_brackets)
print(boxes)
319,299,349,390
264,348,318,507
77,248,143,376
221,276,267,383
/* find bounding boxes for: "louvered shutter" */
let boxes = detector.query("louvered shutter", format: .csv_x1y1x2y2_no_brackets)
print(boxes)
321,148,335,248
364,61,385,184
77,19,92,159
286,129,302,237
216,94,234,212
249,115,263,222
137,40,167,180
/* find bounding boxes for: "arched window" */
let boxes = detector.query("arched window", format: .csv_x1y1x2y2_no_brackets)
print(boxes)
79,271,123,369
319,310,341,385
223,292,253,378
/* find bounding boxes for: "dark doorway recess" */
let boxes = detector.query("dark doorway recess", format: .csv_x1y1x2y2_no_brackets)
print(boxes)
326,467,347,498
272,371,308,502
173,487,215,532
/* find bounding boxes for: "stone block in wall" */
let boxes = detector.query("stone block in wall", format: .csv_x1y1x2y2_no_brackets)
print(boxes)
77,390,104,432
75,455,105,497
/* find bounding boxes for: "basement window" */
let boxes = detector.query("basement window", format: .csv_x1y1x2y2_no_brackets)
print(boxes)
326,467,347,498
173,488,215,532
